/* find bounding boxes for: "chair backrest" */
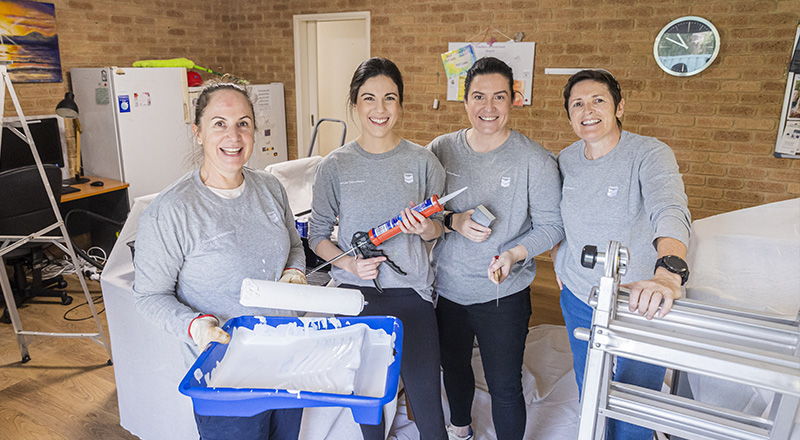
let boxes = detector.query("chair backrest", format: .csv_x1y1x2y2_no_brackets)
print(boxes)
0,164,62,236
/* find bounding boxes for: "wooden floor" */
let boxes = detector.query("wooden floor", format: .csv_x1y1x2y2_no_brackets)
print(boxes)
0,258,563,440
529,257,566,327
0,276,138,440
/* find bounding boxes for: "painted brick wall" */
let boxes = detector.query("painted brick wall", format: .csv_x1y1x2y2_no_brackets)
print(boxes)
7,0,800,219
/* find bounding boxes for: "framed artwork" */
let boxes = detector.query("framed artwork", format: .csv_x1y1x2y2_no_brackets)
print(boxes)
0,0,62,83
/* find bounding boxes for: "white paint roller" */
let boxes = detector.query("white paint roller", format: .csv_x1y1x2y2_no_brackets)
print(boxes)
240,279,365,316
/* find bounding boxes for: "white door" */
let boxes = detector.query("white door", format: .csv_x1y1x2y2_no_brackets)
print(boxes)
294,12,369,158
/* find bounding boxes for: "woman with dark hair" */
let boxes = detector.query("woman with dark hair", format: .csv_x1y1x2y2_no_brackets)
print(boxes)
133,79,307,439
308,57,448,440
553,69,691,440
427,57,564,440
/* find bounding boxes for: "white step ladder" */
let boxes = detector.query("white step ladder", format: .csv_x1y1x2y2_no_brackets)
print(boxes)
0,61,112,364
576,241,799,440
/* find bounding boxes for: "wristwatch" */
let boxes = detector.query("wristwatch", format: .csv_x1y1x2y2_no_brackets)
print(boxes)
654,255,690,285
443,211,455,230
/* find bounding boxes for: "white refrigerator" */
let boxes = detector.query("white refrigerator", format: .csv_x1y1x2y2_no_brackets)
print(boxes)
71,67,287,204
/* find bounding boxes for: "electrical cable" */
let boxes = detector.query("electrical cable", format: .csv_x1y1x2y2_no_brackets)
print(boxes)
62,292,105,321
63,209,123,270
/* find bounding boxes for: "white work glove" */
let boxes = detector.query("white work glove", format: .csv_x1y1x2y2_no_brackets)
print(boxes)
189,315,230,351
279,268,307,284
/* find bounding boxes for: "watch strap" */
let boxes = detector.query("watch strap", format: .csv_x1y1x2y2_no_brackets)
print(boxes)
654,255,689,286
443,211,454,230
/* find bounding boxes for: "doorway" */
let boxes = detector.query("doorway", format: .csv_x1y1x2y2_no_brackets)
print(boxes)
293,12,370,158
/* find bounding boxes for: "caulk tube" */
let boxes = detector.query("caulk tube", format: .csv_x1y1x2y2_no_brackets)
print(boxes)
368,195,443,246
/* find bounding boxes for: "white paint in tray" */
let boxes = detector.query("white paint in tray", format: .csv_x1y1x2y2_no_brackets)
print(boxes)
200,319,394,398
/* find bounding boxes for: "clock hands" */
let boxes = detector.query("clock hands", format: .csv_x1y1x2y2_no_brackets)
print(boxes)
665,35,688,49
676,33,688,48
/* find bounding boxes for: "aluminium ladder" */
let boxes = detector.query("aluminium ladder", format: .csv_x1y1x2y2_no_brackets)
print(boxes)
0,61,112,364
576,241,800,440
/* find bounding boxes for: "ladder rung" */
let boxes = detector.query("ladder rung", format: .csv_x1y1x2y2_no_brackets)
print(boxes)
604,383,769,440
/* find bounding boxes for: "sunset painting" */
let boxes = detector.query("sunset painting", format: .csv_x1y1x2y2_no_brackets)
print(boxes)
0,1,62,83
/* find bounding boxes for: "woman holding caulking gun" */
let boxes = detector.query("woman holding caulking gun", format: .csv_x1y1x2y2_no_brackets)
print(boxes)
308,57,449,440
427,57,564,440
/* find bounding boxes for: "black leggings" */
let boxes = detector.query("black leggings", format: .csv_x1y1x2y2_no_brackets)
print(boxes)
340,285,447,440
436,289,532,440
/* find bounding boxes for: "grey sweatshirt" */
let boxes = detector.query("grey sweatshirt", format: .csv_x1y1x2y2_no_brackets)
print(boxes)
133,168,304,361
308,139,445,301
555,130,691,303
428,129,564,305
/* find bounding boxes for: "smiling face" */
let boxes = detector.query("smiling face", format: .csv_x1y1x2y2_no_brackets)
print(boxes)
354,75,401,145
464,73,512,139
567,79,624,147
193,88,255,187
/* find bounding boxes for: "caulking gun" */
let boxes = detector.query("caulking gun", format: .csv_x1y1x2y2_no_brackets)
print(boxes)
306,186,468,284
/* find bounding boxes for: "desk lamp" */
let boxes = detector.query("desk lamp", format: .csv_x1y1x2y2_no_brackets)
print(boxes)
56,92,89,184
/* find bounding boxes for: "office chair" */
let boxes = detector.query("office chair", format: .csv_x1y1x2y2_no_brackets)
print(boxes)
0,164,72,323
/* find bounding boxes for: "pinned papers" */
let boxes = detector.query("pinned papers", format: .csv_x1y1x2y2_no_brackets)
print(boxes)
441,45,477,102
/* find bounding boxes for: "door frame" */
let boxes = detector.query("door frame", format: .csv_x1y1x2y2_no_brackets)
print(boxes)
293,11,370,159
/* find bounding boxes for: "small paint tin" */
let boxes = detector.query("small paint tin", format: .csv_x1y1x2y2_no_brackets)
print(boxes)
295,217,308,238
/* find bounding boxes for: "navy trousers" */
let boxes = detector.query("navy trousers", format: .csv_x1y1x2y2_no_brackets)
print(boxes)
436,288,531,440
194,408,302,440
340,284,448,440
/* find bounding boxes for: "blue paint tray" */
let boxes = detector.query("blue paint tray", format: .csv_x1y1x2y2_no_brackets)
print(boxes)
179,315,403,425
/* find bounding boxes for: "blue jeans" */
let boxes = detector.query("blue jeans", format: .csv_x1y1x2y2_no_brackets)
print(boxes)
437,289,531,440
194,408,302,440
561,285,665,440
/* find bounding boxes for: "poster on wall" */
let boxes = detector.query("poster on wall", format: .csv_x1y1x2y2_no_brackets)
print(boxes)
446,41,535,105
441,45,476,102
775,23,800,158
0,0,63,83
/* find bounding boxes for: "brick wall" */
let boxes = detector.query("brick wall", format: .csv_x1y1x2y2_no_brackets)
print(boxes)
7,0,800,219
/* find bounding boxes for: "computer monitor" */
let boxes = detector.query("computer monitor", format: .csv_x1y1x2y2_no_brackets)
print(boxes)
0,115,70,180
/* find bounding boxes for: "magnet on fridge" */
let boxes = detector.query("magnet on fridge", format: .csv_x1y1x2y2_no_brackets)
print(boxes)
118,95,131,113
265,129,271,136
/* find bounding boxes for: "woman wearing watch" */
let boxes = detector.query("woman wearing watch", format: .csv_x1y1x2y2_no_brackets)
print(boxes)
428,57,564,440
551,69,691,440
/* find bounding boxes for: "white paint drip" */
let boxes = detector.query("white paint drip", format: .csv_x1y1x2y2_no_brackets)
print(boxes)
204,319,393,397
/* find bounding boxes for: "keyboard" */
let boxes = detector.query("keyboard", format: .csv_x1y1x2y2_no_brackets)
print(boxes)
61,185,80,195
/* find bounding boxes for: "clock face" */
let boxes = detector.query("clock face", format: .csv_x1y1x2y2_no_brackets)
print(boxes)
654,16,720,77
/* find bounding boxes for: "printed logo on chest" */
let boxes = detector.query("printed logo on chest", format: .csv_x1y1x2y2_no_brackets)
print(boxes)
267,211,280,223
404,173,414,184
607,186,618,198
500,176,511,188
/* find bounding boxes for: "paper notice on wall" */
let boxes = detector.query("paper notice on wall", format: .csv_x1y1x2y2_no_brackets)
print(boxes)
776,121,800,156
447,41,535,105
254,87,272,114
442,45,477,101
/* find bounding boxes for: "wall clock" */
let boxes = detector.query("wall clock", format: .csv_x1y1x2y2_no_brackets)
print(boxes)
654,16,720,77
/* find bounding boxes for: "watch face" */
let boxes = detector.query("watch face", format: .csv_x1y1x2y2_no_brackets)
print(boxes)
654,16,720,77
663,255,688,272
